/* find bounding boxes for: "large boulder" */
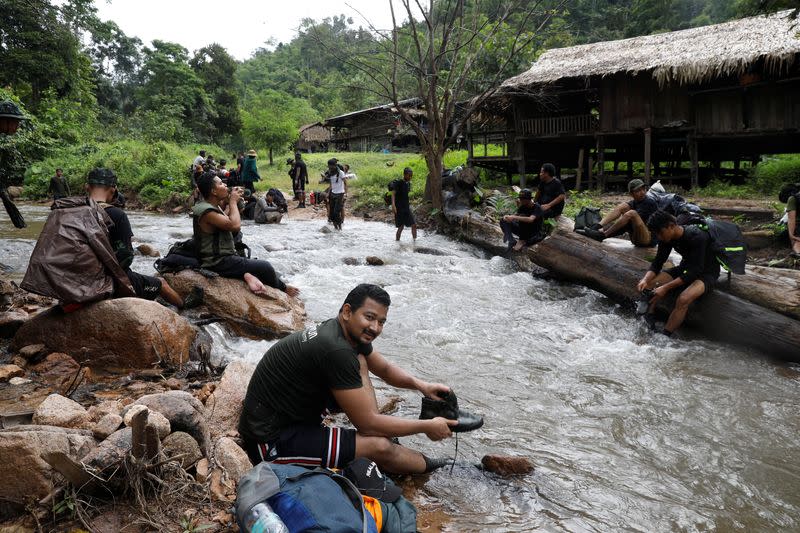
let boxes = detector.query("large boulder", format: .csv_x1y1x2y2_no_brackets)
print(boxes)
12,298,198,370
205,360,256,439
0,426,95,501
32,394,89,429
128,391,210,454
163,270,305,339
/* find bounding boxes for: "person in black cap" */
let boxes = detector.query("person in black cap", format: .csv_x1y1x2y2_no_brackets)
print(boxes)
583,178,658,247
500,188,542,251
239,283,481,475
86,168,203,309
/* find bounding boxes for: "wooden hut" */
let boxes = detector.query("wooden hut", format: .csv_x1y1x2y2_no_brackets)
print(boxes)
469,10,800,190
324,98,425,152
296,122,331,153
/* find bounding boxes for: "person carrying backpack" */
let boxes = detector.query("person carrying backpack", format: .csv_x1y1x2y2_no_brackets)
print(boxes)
636,209,720,336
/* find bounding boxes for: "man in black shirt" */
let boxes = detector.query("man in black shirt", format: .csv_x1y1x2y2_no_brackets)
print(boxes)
636,210,720,336
585,179,658,246
239,284,457,474
391,167,417,241
535,163,566,217
500,188,542,251
86,168,200,308
292,152,309,208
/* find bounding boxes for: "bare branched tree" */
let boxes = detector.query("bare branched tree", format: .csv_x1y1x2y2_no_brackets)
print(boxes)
310,0,564,209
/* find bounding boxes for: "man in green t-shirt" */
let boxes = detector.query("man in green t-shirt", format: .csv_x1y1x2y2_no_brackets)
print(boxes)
239,284,458,474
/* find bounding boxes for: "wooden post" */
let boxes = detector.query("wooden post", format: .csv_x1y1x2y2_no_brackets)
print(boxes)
596,135,606,191
576,147,585,191
627,158,634,180
466,118,473,162
688,133,699,189
516,140,526,188
643,127,652,185
588,155,595,189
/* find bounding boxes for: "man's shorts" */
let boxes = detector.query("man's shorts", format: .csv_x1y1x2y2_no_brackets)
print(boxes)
663,267,718,295
395,209,415,228
244,425,357,468
126,269,161,300
293,177,306,192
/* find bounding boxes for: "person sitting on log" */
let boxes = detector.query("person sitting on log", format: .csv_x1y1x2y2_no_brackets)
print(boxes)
193,172,299,298
238,283,484,474
500,188,541,251
86,168,203,310
583,179,658,247
636,209,720,336
779,183,800,258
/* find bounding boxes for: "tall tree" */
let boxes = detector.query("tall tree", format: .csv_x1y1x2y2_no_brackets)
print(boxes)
191,44,243,140
241,90,319,164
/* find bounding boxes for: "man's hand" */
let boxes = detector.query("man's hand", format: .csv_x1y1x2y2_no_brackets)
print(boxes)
229,187,242,204
418,381,449,400
424,417,457,441
502,215,514,223
637,271,655,292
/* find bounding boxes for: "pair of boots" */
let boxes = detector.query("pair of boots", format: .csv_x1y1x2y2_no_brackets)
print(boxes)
578,223,605,241
419,390,483,433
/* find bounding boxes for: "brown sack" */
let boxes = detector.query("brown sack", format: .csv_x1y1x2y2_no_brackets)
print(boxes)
21,197,135,303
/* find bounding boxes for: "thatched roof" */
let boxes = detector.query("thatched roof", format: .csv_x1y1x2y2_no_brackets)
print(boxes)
502,10,800,89
324,98,424,125
299,122,330,142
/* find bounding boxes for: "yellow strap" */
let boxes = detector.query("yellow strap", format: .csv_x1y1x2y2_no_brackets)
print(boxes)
362,495,383,532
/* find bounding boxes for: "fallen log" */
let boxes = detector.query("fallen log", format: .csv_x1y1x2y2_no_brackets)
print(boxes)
444,207,800,362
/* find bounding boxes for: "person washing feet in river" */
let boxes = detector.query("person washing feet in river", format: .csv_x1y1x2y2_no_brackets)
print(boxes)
193,172,299,298
239,284,483,474
392,167,417,241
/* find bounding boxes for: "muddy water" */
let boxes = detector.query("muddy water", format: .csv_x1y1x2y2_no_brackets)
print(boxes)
2,205,799,532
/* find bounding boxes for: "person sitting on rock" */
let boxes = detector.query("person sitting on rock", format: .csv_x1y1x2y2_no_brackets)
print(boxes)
86,168,203,309
254,191,282,224
779,183,800,258
636,209,720,336
193,172,299,297
500,188,541,251
583,179,659,247
239,283,482,474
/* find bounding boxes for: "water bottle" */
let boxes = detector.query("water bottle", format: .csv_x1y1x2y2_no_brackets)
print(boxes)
243,502,289,533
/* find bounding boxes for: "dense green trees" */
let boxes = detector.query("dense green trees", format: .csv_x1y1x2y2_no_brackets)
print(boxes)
241,90,320,164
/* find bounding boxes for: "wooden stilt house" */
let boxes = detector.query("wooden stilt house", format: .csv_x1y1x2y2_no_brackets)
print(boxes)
469,10,800,190
324,98,425,153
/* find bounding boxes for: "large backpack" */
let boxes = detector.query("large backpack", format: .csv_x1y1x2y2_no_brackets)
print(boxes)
235,462,378,533
704,219,747,275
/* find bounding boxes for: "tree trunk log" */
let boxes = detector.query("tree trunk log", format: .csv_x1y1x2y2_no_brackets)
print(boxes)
443,208,800,362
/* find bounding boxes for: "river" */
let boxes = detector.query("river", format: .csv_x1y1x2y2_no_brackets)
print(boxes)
2,205,799,532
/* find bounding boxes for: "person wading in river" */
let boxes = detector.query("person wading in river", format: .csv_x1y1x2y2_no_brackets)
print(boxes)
326,158,347,230
636,209,720,336
193,172,299,298
48,168,70,200
392,167,417,241
86,168,203,309
292,152,309,208
582,178,658,247
239,283,458,474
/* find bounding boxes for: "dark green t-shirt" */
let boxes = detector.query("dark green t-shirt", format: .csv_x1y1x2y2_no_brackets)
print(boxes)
239,318,373,443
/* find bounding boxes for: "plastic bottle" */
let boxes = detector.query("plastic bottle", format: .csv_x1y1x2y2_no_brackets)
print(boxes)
243,502,289,533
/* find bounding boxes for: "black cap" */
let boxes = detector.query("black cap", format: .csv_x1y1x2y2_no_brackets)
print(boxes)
518,188,532,199
87,168,117,187
343,458,402,503
327,158,338,166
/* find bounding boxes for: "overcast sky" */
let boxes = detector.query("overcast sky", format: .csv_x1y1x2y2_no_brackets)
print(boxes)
92,0,398,60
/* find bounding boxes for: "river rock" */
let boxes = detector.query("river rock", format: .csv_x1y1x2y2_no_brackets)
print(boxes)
6,186,23,199
123,405,171,440
162,431,203,469
32,394,89,429
0,310,28,338
93,413,123,440
205,360,256,439
129,391,210,453
9,376,31,386
343,257,359,265
28,352,80,386
136,243,160,257
264,243,285,252
212,436,252,493
414,247,449,256
163,270,305,340
320,225,332,234
196,458,210,483
0,364,24,382
87,400,122,422
0,426,95,501
481,454,534,476
12,298,197,369
81,427,132,476
18,343,47,361
366,256,385,266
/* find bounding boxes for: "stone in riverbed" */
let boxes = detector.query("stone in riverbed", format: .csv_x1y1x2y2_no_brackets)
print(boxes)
211,436,252,498
18,343,47,361
122,405,171,440
128,391,210,453
93,413,123,440
32,394,89,429
343,257,359,265
28,352,80,386
366,256,384,266
12,298,197,369
81,427,132,477
162,431,203,469
0,364,24,382
481,454,534,476
163,270,305,340
136,243,160,257
205,360,256,439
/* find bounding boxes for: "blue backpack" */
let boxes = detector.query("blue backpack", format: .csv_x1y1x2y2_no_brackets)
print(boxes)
235,462,378,533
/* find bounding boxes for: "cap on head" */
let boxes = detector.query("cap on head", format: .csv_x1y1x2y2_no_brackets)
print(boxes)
518,188,533,200
327,157,338,167
87,168,117,187
628,179,645,193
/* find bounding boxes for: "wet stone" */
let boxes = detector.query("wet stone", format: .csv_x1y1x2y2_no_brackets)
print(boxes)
366,256,385,266
481,454,534,476
0,364,24,382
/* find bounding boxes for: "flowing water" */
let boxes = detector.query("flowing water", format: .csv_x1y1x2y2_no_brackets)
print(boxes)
2,205,799,532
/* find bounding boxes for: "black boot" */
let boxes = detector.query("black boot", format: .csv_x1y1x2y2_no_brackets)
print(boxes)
419,390,484,433
183,286,205,309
